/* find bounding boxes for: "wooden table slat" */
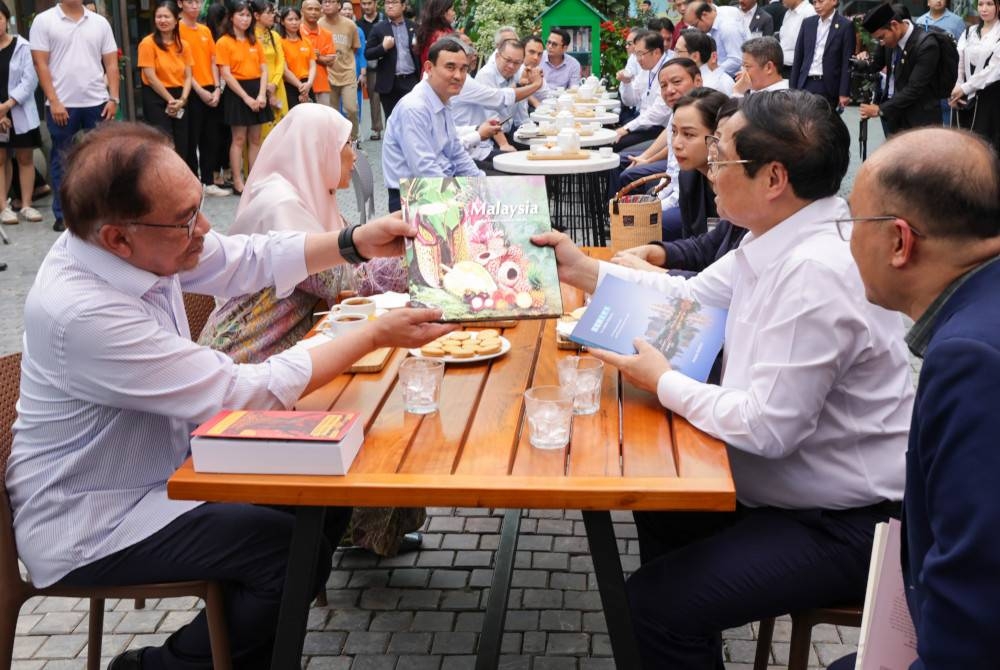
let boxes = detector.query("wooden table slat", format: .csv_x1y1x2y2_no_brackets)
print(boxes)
672,415,734,480
620,383,679,478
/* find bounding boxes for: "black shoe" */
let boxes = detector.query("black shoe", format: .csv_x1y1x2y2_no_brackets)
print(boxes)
398,531,423,554
52,218,65,232
0,262,6,271
108,647,145,669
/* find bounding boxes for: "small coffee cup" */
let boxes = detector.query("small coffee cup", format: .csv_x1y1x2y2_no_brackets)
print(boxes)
598,146,614,157
340,296,376,316
328,313,369,336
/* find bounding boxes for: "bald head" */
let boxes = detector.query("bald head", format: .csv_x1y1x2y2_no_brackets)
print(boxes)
864,128,1000,239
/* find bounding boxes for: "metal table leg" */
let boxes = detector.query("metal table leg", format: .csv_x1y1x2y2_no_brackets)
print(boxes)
476,508,522,670
271,505,327,668
583,510,642,669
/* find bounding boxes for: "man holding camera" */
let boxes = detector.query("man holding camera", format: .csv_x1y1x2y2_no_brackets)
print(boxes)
858,4,943,136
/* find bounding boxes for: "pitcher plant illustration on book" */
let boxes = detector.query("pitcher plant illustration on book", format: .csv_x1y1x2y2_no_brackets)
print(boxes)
400,176,563,322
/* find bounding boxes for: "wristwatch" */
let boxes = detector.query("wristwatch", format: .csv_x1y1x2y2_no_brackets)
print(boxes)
108,96,120,104
338,224,369,265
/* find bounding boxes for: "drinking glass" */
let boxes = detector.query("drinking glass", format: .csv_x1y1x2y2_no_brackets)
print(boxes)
399,358,445,414
524,385,574,449
556,356,604,415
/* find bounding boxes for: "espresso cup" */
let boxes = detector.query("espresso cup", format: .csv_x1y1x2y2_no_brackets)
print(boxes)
329,313,369,336
340,296,376,316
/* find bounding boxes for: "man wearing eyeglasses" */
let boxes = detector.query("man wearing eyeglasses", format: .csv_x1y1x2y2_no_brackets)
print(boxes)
533,90,913,668
364,0,420,120
540,27,581,90
7,122,456,670
615,31,673,150
824,128,1000,670
684,1,751,76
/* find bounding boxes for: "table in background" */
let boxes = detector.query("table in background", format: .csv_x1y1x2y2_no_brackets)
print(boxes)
530,110,620,126
168,248,735,670
514,127,618,148
492,151,619,246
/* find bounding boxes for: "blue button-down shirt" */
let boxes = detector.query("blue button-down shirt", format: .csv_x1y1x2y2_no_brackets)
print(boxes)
7,229,313,587
382,79,484,190
540,51,581,89
711,19,749,77
390,19,415,75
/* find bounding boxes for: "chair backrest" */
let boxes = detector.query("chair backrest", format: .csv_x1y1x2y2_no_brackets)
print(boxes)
183,293,217,341
0,352,26,589
351,150,376,226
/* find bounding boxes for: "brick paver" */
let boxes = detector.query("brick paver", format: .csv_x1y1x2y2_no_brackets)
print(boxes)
4,104,890,668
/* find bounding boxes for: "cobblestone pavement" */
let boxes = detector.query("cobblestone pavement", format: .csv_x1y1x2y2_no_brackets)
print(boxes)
5,105,892,669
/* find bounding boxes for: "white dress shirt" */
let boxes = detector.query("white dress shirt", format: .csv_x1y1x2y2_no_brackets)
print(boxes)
779,0,817,66
624,54,672,132
809,14,834,76
8,230,315,587
701,63,736,95
451,74,517,160
619,54,651,108
597,196,913,510
957,21,1000,97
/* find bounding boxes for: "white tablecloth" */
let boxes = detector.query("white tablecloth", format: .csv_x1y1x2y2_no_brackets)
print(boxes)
492,150,620,175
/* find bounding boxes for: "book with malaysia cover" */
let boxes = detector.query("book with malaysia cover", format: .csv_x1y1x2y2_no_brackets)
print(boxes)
568,275,727,383
190,410,363,475
399,176,563,322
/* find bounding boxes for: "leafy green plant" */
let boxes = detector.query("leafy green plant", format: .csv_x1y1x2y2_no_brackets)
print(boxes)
461,0,548,58
599,19,632,88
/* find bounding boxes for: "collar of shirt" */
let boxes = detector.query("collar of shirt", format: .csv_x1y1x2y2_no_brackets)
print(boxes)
899,21,914,51
415,78,448,114
66,233,162,299
55,3,91,22
905,254,1000,357
735,196,849,281
542,52,567,69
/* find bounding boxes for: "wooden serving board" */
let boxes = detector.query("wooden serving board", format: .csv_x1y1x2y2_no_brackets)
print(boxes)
526,151,590,161
349,346,393,373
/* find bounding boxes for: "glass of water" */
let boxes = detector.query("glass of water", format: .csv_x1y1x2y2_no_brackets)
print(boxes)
556,356,604,415
399,358,445,414
524,385,574,450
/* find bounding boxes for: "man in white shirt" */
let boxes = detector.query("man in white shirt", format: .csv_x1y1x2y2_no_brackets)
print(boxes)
8,122,454,670
29,0,119,232
739,0,775,35
733,36,789,95
534,89,912,668
674,28,736,94
778,0,816,74
540,27,581,89
615,31,673,150
685,1,752,76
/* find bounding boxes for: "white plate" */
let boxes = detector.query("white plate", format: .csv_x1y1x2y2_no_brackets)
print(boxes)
409,334,511,364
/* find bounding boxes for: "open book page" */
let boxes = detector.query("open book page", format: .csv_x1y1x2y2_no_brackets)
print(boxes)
856,518,918,670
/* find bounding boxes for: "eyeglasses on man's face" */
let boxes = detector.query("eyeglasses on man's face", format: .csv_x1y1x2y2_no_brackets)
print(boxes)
704,135,752,175
829,215,927,242
546,39,565,48
126,188,205,239
498,53,524,68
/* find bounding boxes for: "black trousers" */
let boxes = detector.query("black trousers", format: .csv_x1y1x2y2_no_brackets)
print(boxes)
388,187,401,213
380,72,419,121
58,502,351,670
803,78,838,109
612,125,662,152
627,502,895,669
185,86,226,185
142,85,190,162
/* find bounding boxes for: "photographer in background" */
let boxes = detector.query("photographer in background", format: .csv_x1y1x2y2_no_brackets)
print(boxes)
858,3,948,135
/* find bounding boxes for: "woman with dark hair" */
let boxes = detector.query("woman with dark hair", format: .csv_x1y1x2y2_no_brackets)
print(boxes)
613,95,747,275
216,0,272,194
0,0,43,224
416,0,456,64
950,0,1000,150
137,0,192,155
251,0,286,139
278,6,316,109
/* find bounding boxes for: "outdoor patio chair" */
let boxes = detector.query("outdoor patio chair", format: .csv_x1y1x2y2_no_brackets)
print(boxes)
183,292,217,341
754,604,863,670
351,150,376,226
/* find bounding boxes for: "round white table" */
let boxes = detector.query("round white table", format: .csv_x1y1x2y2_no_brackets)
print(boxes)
530,110,620,126
492,150,619,245
515,127,618,148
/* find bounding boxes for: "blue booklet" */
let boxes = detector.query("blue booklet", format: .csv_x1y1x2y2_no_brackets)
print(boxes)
569,275,728,383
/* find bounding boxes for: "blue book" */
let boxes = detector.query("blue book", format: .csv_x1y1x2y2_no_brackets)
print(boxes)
569,275,728,383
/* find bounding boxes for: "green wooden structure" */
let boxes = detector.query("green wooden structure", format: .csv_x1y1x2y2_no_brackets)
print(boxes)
537,0,609,77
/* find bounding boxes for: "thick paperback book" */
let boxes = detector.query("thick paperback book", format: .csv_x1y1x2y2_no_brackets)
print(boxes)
569,275,727,382
400,176,563,322
190,409,364,475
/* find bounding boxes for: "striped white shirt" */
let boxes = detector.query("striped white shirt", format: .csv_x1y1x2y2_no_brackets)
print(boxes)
8,230,314,587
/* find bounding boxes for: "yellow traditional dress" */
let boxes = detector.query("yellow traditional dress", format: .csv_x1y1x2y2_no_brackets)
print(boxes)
256,27,287,139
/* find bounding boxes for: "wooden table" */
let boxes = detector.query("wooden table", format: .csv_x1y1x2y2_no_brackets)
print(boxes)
168,248,735,669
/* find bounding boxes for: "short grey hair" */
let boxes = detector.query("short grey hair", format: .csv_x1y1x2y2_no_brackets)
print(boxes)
493,25,518,48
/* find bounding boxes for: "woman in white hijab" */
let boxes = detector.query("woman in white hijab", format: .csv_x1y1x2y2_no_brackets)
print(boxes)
200,103,424,556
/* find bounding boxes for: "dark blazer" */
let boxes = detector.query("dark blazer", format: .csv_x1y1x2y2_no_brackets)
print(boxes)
762,0,787,34
790,12,855,100
903,258,1000,668
869,25,942,130
747,7,775,36
364,18,419,94
676,170,717,240
654,219,747,274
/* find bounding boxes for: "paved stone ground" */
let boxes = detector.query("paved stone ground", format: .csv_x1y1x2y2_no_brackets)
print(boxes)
4,104,896,669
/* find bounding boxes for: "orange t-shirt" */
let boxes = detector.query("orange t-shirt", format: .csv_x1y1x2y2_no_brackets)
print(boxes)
137,34,194,88
178,22,216,87
215,34,264,81
301,24,334,93
282,35,315,80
